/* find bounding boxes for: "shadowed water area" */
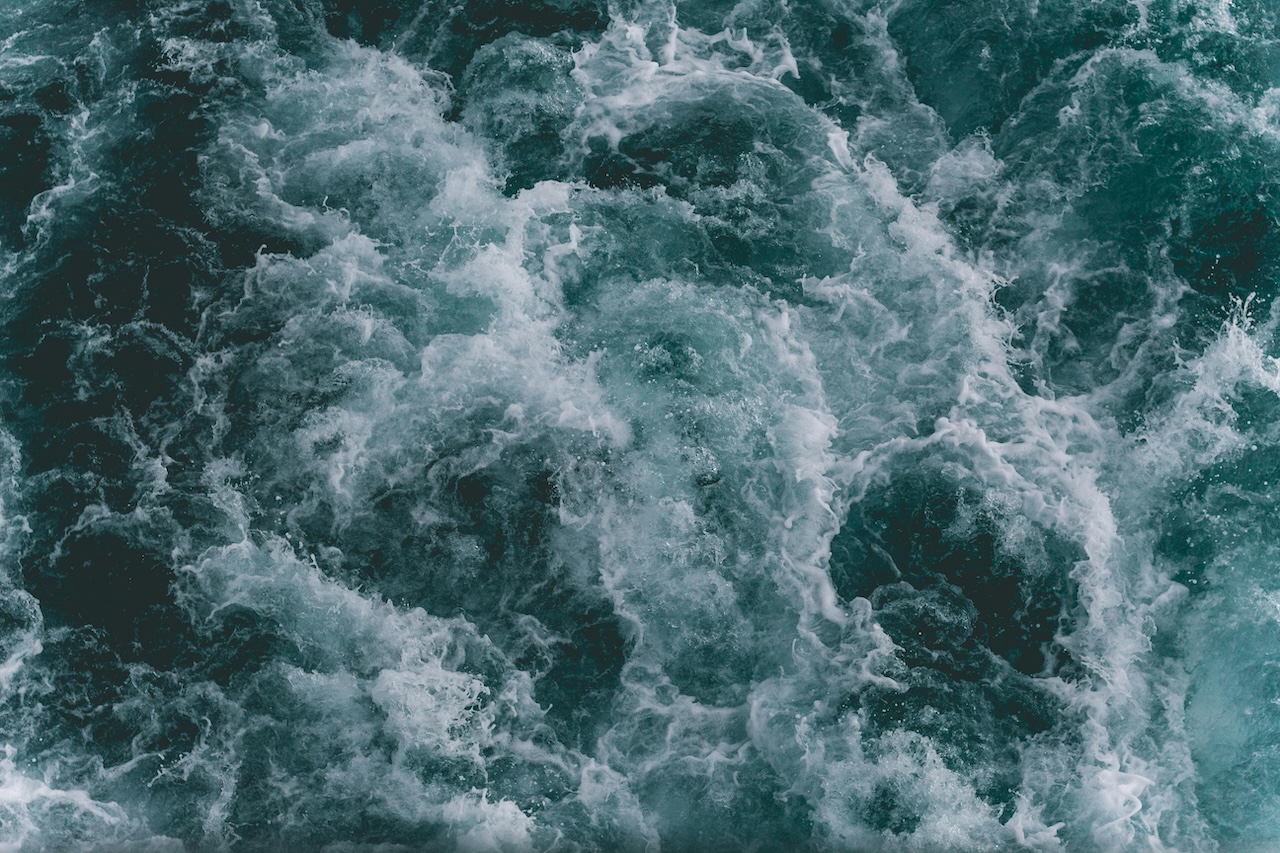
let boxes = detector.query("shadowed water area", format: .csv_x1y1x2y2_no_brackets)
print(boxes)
1,0,1279,849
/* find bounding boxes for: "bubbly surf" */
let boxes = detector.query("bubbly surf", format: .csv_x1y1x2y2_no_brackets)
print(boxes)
1,0,1278,849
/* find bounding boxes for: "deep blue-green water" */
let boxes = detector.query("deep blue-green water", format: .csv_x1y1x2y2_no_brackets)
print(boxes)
1,0,1279,849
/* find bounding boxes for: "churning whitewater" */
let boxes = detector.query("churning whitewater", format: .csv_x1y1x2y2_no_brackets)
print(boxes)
1,0,1279,849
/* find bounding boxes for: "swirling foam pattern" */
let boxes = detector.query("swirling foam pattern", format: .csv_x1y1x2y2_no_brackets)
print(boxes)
1,0,1278,849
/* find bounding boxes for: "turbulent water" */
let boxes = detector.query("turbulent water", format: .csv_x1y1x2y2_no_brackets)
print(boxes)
3,0,1280,849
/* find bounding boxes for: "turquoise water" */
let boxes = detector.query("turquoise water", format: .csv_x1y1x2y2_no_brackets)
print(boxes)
1,0,1279,849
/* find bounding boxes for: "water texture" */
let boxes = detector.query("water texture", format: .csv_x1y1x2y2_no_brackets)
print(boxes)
1,0,1278,849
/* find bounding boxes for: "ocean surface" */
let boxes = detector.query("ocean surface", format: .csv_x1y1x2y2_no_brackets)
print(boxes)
1,0,1278,849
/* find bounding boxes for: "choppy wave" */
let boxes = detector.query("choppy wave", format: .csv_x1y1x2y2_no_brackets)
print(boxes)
2,0,1280,849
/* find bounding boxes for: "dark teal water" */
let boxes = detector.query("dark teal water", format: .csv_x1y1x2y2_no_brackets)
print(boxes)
1,0,1279,849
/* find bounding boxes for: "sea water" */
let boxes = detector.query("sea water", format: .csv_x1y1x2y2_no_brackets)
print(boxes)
0,0,1278,849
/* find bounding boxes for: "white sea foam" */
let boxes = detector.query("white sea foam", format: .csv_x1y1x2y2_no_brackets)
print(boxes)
5,0,1279,848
